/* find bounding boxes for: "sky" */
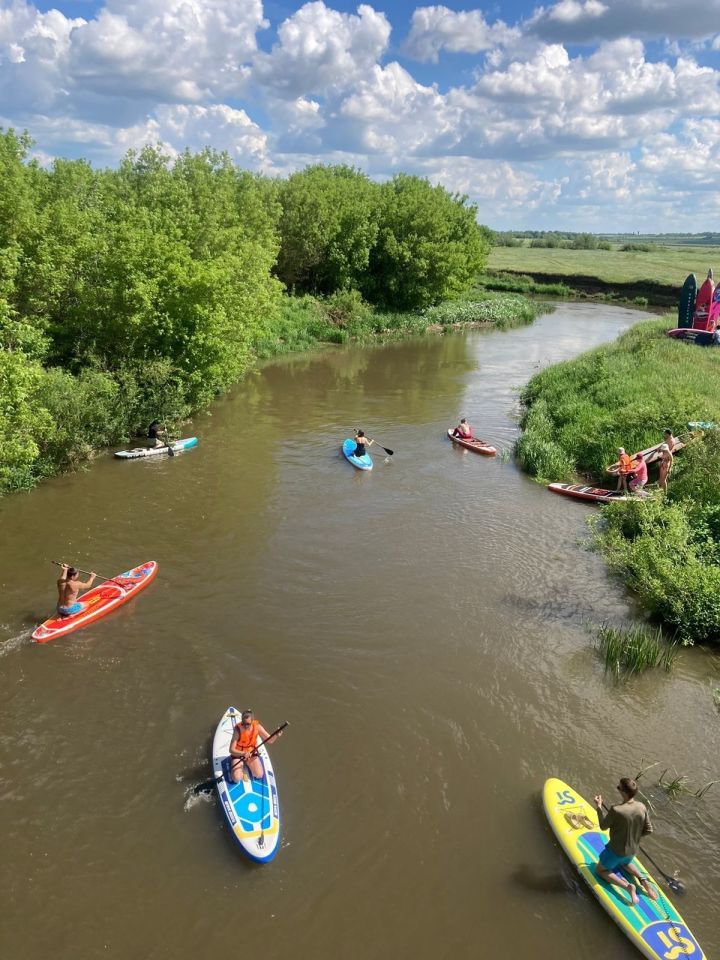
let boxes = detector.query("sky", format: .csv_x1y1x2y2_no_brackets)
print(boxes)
2,0,720,230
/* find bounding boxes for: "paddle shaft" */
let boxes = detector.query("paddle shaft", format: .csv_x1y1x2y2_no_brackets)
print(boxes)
52,560,121,585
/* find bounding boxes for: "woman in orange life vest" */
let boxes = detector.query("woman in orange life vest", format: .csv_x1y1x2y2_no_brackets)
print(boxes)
615,447,636,493
229,709,282,782
452,417,473,439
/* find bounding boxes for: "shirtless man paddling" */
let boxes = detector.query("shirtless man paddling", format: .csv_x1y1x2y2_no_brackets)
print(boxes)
57,564,97,617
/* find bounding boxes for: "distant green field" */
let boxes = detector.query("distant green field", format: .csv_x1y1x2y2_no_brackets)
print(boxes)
487,245,720,287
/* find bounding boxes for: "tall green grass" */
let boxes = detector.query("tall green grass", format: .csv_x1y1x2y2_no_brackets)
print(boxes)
255,289,547,359
596,623,678,680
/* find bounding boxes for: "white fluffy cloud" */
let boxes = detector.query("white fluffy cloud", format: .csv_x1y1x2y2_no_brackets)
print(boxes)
404,5,518,63
1,0,720,228
528,0,720,43
253,2,390,98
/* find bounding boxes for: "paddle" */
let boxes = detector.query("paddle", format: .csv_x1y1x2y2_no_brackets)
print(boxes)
192,720,289,795
52,560,123,588
354,430,393,456
601,802,685,894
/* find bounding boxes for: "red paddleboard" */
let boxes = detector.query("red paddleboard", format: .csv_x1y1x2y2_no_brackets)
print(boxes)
548,483,634,504
447,428,497,456
707,285,720,332
32,561,158,643
692,272,715,328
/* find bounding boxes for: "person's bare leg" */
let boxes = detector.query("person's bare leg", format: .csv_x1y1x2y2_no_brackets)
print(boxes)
597,865,639,904
624,862,659,901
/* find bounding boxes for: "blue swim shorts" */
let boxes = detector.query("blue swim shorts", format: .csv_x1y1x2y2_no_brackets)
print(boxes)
57,602,83,617
599,844,633,872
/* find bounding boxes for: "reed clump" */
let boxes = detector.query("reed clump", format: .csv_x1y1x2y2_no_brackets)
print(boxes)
597,623,678,680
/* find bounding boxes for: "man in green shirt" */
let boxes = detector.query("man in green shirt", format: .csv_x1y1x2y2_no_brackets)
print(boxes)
594,777,658,904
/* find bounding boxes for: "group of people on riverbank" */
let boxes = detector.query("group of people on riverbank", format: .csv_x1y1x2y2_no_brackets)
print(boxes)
616,428,678,495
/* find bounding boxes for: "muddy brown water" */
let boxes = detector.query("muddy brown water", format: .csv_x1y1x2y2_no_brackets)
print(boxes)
1,303,718,960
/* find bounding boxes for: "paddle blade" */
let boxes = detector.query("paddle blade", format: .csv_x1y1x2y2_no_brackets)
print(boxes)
667,876,685,895
380,446,393,456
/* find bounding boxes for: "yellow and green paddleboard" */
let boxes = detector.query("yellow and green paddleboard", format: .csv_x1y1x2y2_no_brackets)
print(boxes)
543,778,706,960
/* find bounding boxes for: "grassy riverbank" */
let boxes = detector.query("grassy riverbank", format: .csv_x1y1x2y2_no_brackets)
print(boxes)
485,245,720,305
517,317,720,645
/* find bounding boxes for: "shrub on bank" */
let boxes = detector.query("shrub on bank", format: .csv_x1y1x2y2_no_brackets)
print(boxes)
518,317,720,480
516,317,720,644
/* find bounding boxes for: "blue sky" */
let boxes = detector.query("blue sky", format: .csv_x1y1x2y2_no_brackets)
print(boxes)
3,0,720,230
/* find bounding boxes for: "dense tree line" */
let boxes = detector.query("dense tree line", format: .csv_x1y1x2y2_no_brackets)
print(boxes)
0,130,491,492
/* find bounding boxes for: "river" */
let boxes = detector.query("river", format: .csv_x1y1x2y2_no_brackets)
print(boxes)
1,302,717,960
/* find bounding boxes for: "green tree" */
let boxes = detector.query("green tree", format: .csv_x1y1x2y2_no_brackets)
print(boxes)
363,174,491,310
276,165,379,295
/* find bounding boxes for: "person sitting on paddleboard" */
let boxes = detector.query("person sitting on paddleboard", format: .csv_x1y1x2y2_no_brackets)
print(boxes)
354,430,375,458
452,418,473,439
594,777,657,905
56,564,96,617
147,420,168,448
229,709,282,783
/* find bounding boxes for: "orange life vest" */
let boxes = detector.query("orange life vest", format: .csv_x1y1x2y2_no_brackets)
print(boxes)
618,453,633,474
234,719,259,755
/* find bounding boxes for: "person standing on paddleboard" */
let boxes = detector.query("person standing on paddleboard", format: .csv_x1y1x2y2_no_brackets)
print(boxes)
594,777,658,904
354,430,375,458
56,564,97,617
452,418,473,439
229,709,282,783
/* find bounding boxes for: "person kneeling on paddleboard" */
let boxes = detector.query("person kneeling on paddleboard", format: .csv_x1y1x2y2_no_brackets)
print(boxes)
452,418,473,439
147,420,169,449
594,777,658,905
229,709,282,783
56,564,96,617
354,430,375,458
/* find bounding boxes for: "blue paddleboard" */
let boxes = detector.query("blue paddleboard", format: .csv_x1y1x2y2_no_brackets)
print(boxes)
342,439,373,471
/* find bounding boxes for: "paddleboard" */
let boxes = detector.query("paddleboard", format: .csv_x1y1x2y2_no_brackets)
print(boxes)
447,429,497,456
32,561,158,643
548,483,635,504
543,777,706,960
706,285,720,332
677,274,697,329
667,328,716,346
114,437,198,459
606,435,687,476
342,438,373,471
692,272,715,328
212,707,281,863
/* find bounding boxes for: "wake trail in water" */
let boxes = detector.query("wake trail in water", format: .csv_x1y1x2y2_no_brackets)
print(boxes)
0,629,33,657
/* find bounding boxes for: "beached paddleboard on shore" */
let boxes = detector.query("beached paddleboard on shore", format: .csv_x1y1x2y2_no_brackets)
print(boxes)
548,483,635,504
212,707,281,863
543,777,706,960
677,274,697,329
342,438,373,471
32,561,158,642
114,437,198,459
446,429,497,456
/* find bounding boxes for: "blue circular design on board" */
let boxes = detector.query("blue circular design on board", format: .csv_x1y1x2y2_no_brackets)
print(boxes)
234,789,266,824
642,921,699,959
